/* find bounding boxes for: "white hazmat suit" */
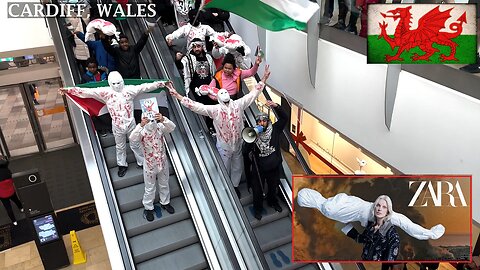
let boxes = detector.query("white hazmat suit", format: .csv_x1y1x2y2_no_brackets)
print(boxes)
181,82,266,187
129,115,176,210
66,72,165,168
297,188,445,240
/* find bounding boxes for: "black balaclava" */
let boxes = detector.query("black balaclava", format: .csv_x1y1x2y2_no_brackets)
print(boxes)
188,9,201,27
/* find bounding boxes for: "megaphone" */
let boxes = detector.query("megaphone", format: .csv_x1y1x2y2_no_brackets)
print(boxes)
242,126,264,143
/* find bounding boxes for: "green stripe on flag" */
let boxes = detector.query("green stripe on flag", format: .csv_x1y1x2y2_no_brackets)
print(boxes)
76,79,169,93
367,35,477,64
205,0,307,31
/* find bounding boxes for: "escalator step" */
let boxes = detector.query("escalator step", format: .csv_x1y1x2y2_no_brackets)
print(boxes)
238,182,253,205
136,242,208,270
122,195,190,237
243,200,289,229
104,144,137,168
116,175,181,213
99,132,115,148
110,161,175,189
254,217,292,252
130,218,200,263
109,163,144,189
264,242,307,270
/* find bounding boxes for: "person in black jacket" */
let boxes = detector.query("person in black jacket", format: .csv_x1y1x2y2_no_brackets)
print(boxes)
100,26,153,79
247,100,288,220
345,195,400,261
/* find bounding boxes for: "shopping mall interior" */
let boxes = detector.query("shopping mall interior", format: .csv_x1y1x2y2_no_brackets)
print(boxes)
0,0,479,269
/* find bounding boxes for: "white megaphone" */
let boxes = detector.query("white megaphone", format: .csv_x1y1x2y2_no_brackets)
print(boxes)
242,125,264,143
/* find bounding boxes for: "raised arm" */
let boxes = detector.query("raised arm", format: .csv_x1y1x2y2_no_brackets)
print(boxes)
167,83,215,118
240,55,261,79
58,86,110,103
390,212,445,240
134,27,153,54
130,81,166,96
165,25,189,46
129,121,145,143
270,101,288,131
157,115,176,134
236,65,270,111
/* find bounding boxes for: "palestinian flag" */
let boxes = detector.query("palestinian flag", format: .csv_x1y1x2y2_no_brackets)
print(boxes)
367,4,477,64
66,79,168,117
204,0,319,31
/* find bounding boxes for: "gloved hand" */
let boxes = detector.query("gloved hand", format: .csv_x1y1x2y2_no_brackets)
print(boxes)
236,46,245,56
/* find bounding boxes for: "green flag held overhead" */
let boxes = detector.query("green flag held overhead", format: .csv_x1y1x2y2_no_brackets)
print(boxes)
367,4,477,64
204,0,319,31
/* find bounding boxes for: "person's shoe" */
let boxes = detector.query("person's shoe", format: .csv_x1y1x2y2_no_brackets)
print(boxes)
254,209,263,220
234,187,241,198
333,20,346,30
345,24,358,35
144,209,154,222
137,164,143,169
99,130,108,137
13,221,17,226
268,202,283,213
33,100,40,105
209,127,216,136
162,204,175,214
460,63,480,73
320,15,332,25
325,17,336,26
117,166,128,177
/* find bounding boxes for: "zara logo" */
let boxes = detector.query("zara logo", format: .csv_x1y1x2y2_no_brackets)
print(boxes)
408,180,468,207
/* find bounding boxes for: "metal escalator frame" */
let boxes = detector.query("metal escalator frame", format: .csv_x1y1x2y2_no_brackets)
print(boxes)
135,14,269,270
45,15,136,270
120,17,225,269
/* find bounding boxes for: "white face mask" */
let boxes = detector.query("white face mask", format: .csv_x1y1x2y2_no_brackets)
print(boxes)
108,71,125,92
217,89,230,104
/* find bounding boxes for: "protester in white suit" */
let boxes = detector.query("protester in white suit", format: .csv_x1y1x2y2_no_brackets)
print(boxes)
130,112,176,222
297,188,445,240
168,66,270,195
59,72,165,177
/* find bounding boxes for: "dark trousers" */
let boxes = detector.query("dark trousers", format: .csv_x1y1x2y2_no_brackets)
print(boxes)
1,193,22,223
252,165,280,211
92,114,112,132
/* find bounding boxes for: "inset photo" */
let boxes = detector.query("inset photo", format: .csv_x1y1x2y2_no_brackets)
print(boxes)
293,175,472,262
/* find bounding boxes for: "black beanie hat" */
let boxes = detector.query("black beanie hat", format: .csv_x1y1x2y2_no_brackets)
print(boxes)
188,9,201,26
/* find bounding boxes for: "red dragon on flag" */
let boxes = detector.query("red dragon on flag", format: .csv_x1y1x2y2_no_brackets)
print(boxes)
378,6,467,62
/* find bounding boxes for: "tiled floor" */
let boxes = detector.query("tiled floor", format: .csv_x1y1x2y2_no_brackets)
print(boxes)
0,225,110,270
0,78,74,157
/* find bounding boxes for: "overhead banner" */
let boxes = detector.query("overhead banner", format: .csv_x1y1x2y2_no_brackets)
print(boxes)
367,4,477,64
293,175,472,262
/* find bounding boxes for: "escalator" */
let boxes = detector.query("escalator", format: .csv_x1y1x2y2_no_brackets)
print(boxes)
148,11,325,269
45,10,245,270
98,134,207,269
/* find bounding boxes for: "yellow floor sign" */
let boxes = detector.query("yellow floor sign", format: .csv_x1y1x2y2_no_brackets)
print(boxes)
70,230,87,264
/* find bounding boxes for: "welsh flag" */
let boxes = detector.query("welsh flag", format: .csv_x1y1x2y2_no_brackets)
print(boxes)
204,0,319,31
367,4,477,64
66,79,168,116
